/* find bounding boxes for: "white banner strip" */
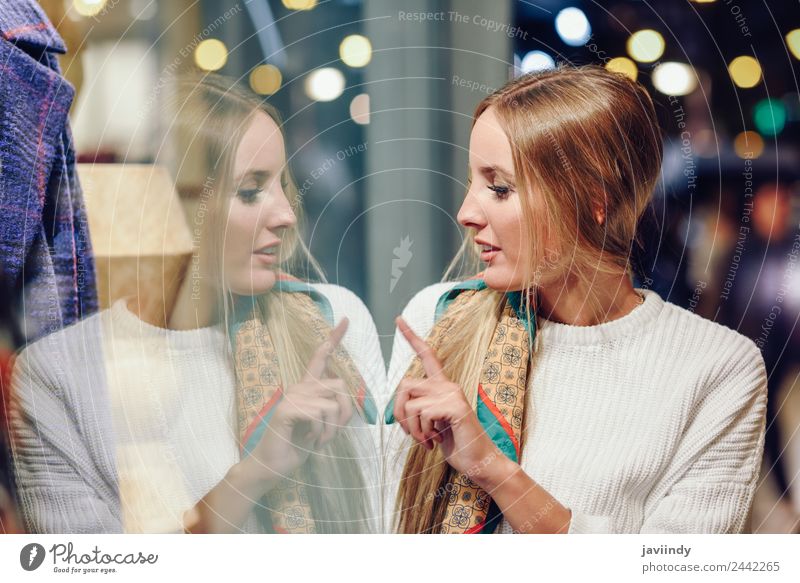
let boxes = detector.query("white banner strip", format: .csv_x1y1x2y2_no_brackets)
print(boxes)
1,534,798,582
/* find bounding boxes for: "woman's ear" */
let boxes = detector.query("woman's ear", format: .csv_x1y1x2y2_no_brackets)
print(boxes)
594,206,605,226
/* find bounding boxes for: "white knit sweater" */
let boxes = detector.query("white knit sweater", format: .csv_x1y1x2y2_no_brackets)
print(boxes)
383,283,768,533
10,284,387,534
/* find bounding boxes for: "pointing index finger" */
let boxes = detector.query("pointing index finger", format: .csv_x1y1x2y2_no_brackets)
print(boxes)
304,317,349,381
396,316,444,380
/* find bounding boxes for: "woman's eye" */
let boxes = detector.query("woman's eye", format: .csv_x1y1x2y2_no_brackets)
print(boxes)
488,184,511,199
236,188,262,204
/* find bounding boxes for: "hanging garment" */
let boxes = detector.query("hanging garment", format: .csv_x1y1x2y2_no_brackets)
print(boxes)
0,0,97,342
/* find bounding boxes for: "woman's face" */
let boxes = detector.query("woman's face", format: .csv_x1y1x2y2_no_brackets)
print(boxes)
222,111,297,295
458,106,553,292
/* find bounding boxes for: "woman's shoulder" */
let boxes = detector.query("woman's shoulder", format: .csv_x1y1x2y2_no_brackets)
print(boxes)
399,281,463,323
306,282,373,326
656,296,766,389
15,309,110,367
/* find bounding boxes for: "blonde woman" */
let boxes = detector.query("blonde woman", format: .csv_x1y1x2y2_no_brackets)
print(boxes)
10,74,385,534
384,65,768,534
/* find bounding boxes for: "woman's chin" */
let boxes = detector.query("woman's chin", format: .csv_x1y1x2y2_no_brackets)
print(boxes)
482,268,525,293
228,272,277,296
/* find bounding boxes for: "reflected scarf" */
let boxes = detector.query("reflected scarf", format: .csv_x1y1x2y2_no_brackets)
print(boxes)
385,277,535,533
229,276,377,533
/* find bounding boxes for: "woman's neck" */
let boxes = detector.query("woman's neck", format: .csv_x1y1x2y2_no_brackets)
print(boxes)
536,272,641,327
164,273,218,330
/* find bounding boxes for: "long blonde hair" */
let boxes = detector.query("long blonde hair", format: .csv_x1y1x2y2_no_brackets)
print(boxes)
394,64,663,533
167,73,372,533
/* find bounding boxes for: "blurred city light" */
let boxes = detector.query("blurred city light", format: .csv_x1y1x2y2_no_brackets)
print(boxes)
305,68,345,101
627,29,665,63
340,35,372,68
555,8,591,46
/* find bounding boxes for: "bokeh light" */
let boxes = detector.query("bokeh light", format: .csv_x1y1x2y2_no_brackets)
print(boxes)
652,62,698,96
605,57,638,81
521,50,556,74
753,98,787,136
734,131,765,159
194,39,228,71
249,64,282,95
305,68,345,102
786,29,800,60
627,29,665,63
282,0,317,10
555,7,591,46
728,56,762,88
340,35,372,68
350,94,370,125
73,0,106,17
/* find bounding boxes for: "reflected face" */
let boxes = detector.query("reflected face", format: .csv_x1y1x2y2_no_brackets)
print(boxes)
458,107,551,291
222,111,297,295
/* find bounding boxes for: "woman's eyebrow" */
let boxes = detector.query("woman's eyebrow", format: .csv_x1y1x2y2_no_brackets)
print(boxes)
478,164,515,179
234,169,272,183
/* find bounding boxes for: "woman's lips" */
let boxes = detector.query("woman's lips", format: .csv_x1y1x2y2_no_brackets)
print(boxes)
480,248,500,262
476,241,501,263
252,250,278,265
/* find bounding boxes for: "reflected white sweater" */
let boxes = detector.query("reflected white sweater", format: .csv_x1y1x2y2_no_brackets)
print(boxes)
11,284,387,534
383,283,768,533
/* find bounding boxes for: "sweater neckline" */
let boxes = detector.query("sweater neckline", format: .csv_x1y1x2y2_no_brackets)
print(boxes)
534,288,664,346
109,297,227,351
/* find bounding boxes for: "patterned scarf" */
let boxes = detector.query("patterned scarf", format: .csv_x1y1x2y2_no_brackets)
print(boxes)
386,277,535,533
229,276,377,533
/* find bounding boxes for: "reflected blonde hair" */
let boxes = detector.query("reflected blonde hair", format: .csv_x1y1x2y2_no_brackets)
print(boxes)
166,73,371,533
394,64,663,533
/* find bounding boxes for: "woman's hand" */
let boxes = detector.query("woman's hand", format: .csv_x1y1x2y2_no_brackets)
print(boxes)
393,316,499,478
392,316,572,534
247,317,354,486
184,318,354,533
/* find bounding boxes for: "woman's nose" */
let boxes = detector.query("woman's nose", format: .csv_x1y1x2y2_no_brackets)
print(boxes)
266,189,297,231
457,188,486,231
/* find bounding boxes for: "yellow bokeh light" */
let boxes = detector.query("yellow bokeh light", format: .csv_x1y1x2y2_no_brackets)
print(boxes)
786,30,800,60
340,35,372,68
728,56,761,88
626,29,665,63
282,0,317,10
73,0,106,17
194,39,228,72
249,65,282,95
605,57,638,81
734,131,764,159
